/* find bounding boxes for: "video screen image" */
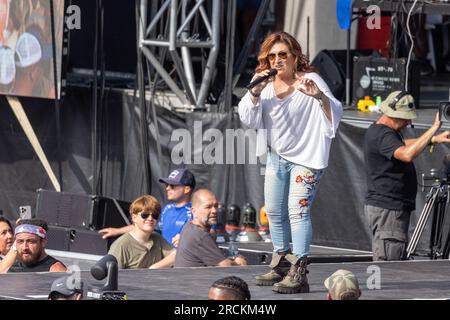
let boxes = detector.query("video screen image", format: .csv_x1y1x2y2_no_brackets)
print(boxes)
0,0,65,99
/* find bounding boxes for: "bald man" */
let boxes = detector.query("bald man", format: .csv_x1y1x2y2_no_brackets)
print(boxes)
174,189,247,267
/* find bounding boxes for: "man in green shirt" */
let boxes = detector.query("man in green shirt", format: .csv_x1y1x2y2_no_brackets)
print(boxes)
108,195,176,269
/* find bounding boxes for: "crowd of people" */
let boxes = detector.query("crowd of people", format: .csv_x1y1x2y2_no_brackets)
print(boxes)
1,28,449,300
0,166,362,301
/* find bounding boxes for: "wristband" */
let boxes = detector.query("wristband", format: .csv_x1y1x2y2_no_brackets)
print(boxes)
248,89,260,98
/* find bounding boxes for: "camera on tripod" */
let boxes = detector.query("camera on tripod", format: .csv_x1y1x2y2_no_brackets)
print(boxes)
421,154,450,189
438,102,450,123
407,154,450,260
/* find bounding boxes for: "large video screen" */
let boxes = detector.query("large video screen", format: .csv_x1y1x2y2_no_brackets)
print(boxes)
0,0,65,99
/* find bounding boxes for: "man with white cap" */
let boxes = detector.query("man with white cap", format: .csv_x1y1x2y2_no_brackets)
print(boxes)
324,269,361,300
364,91,450,261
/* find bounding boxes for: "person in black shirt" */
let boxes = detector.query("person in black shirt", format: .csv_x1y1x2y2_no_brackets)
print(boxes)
9,219,67,272
174,189,247,267
48,275,83,300
364,91,450,261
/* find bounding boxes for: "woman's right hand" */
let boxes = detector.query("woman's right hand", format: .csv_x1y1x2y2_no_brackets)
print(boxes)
249,69,274,95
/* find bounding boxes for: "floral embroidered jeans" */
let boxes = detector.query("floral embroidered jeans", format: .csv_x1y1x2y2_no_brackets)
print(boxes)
264,151,323,257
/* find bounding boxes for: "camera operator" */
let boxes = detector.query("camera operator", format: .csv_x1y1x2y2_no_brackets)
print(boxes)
364,91,450,261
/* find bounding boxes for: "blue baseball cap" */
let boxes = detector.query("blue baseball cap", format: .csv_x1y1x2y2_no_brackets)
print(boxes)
159,168,196,188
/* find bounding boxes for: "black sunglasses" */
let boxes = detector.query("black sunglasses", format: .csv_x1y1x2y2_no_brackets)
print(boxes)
139,211,159,220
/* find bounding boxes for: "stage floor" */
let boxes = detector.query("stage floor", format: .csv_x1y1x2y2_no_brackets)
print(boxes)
218,243,372,264
1,260,449,300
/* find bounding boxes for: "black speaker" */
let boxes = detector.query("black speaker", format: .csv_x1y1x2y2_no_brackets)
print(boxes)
36,189,94,229
70,228,110,255
47,225,110,255
311,49,375,101
46,225,72,251
91,196,131,230
352,57,420,107
35,189,130,230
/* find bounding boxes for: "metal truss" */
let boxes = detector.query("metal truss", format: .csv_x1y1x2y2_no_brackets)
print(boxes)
138,0,220,109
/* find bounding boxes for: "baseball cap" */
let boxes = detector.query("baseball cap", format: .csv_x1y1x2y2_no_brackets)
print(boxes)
324,269,360,300
380,91,417,120
49,275,83,297
15,32,43,68
0,47,16,85
159,168,196,188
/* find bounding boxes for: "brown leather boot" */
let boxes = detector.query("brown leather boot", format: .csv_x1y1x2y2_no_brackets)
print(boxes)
272,255,309,294
255,252,291,286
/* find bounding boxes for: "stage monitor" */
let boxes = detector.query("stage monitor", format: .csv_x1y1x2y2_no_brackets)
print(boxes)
0,0,64,99
353,56,420,107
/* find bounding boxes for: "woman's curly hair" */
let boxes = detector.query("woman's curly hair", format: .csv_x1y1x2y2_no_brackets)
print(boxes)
255,31,315,74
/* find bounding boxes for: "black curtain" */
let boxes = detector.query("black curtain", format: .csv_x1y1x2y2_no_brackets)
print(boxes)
1,87,449,253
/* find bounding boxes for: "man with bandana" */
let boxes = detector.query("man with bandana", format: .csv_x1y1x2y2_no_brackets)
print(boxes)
8,219,67,272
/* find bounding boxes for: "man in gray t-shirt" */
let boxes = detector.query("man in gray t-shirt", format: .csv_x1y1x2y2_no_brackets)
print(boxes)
175,189,247,267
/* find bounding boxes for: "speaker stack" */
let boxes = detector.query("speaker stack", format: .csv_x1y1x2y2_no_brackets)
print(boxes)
35,189,131,255
311,49,375,102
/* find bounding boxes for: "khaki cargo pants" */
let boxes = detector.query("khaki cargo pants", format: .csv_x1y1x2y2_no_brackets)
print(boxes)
365,205,411,261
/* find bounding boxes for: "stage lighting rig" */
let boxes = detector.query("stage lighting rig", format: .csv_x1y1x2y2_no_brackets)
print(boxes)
236,203,263,242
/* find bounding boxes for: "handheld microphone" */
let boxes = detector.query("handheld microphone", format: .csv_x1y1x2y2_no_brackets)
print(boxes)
246,69,278,90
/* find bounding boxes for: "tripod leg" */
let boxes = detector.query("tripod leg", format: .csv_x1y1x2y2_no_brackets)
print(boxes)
430,195,447,259
440,192,450,259
406,189,439,259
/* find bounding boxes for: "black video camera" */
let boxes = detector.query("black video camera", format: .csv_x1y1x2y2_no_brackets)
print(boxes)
87,255,127,300
439,102,450,122
422,154,450,190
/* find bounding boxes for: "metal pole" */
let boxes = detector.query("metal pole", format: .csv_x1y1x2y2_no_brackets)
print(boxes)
169,0,196,104
346,24,351,107
141,46,190,105
197,0,220,108
224,0,236,111
137,0,151,194
181,0,197,100
49,0,63,191
146,0,171,37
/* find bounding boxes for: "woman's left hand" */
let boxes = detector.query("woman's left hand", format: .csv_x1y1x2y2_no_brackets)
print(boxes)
295,73,322,98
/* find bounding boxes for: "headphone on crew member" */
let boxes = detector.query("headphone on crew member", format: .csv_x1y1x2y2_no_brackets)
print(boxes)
388,91,414,111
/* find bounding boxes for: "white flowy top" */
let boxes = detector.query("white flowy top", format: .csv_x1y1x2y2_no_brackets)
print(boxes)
238,72,343,170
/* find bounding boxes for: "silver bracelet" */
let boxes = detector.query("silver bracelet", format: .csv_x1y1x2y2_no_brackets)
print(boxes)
316,92,324,107
316,92,324,101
